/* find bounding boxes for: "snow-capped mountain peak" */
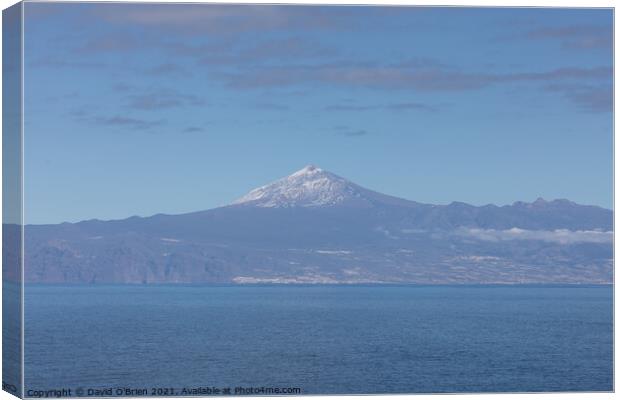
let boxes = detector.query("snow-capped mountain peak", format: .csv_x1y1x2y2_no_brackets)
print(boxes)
290,164,323,177
232,165,363,208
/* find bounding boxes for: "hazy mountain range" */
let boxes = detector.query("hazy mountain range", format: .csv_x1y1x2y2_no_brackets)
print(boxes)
17,165,613,284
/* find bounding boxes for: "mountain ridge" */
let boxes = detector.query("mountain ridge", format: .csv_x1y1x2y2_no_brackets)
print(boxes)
15,165,613,284
28,165,611,226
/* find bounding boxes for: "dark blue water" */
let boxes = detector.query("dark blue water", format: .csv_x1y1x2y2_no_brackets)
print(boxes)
24,285,612,394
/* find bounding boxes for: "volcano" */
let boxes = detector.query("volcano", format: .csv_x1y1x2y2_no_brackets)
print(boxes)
20,165,613,284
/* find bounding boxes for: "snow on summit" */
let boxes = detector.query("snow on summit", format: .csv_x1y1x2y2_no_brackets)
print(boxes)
232,165,364,208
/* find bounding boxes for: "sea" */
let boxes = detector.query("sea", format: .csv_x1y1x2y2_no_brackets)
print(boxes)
20,284,613,395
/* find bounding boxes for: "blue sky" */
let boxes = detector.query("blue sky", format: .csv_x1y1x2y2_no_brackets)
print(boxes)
23,3,613,224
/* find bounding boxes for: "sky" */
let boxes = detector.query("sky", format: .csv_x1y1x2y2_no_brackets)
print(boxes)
22,3,613,224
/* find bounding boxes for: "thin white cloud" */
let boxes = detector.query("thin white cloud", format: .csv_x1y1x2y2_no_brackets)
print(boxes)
457,227,612,245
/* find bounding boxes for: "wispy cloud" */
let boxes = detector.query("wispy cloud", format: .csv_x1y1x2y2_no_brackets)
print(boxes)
182,126,204,133
112,83,136,92
219,62,611,91
457,227,612,245
92,115,164,130
325,102,438,112
90,4,355,35
70,31,337,77
75,34,143,54
544,84,612,113
325,104,378,111
386,102,439,112
217,62,611,113
144,63,187,76
151,36,336,68
526,25,612,50
126,89,205,110
30,55,105,69
70,106,164,131
333,126,369,137
253,102,290,111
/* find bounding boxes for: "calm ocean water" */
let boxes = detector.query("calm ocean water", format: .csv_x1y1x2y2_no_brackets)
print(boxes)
23,285,612,394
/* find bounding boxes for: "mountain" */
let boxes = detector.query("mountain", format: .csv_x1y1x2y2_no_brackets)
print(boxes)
19,166,613,284
232,165,417,209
